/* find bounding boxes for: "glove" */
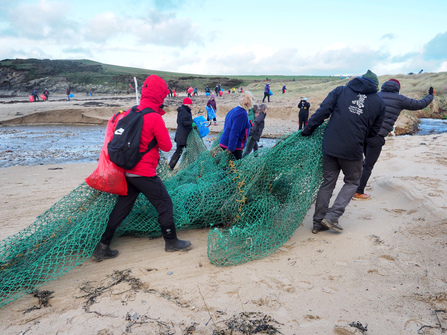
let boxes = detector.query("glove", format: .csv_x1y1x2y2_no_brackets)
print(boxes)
192,122,197,129
428,87,435,95
225,149,232,155
301,127,312,137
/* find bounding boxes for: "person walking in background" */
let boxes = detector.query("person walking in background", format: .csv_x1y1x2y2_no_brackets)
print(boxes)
92,75,192,262
219,91,254,160
169,98,195,170
66,88,71,101
298,97,311,130
215,85,219,96
353,79,435,200
243,103,267,158
31,89,39,102
301,70,385,234
206,94,218,126
193,87,198,96
43,88,50,100
262,82,270,102
282,85,287,94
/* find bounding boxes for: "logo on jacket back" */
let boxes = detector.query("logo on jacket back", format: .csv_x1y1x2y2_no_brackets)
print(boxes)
349,94,367,115
114,128,125,135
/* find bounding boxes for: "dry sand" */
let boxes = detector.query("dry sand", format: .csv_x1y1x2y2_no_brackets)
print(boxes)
0,95,446,334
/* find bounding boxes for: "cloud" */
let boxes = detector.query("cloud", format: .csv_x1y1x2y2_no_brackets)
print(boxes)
62,47,93,57
134,10,201,47
381,33,395,40
187,45,390,76
422,31,447,61
6,0,78,42
152,0,185,11
0,46,53,59
390,52,418,63
152,0,204,11
83,12,126,43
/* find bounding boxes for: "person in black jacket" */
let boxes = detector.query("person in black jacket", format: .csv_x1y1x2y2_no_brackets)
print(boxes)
302,70,385,234
353,79,434,200
243,103,267,157
169,98,194,170
298,98,310,130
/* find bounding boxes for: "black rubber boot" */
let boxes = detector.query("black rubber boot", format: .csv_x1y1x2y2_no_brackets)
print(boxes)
92,242,119,262
161,224,192,252
165,238,192,252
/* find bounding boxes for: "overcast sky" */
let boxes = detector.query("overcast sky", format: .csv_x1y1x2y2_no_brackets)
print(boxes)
1,0,446,76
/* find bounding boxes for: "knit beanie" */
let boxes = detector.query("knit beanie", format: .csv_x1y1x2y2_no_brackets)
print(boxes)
183,97,193,105
362,69,379,87
388,78,401,89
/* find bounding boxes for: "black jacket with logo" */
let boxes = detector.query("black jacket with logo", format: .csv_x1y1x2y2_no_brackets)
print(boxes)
303,77,385,160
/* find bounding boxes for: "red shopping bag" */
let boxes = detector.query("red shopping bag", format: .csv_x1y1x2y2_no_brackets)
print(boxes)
85,111,128,195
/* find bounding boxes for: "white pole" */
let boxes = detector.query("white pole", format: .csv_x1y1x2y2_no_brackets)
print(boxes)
134,77,139,105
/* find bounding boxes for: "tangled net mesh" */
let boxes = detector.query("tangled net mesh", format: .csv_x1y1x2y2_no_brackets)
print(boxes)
0,123,326,307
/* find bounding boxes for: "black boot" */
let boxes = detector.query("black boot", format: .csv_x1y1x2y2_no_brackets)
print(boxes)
312,220,330,234
162,224,192,252
92,242,119,262
165,238,192,252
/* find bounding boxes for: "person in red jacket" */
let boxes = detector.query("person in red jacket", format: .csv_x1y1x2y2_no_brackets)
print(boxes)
93,75,192,262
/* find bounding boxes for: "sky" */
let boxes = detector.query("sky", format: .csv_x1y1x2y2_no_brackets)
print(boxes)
1,0,447,76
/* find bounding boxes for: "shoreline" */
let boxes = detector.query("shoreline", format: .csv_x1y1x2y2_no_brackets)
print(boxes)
0,93,421,137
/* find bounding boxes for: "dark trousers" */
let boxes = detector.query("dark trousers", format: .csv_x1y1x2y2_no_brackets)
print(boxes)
220,146,243,160
169,144,186,170
356,135,385,194
299,111,309,130
299,118,308,130
262,92,270,102
242,138,258,157
100,176,176,245
313,153,362,224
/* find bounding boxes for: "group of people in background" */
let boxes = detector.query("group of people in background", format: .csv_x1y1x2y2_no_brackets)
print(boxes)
92,71,435,263
30,88,50,102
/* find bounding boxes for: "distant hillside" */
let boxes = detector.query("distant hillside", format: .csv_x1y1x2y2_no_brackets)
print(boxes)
0,58,335,96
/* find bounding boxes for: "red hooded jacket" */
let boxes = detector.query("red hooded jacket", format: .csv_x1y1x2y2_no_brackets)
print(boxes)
124,75,172,177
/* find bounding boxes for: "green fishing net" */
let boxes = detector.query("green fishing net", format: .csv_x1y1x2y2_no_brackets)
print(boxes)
0,123,325,307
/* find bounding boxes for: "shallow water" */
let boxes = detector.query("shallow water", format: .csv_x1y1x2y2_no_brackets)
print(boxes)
0,125,276,168
1,119,445,168
416,118,447,135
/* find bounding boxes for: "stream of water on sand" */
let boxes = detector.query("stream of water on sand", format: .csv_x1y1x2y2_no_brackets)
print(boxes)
1,118,446,168
0,125,276,168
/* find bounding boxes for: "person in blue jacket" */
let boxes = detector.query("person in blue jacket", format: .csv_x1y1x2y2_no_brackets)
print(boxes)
262,82,270,103
219,91,254,160
301,70,385,234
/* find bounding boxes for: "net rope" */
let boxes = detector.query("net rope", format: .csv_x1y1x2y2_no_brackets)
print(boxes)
0,124,326,307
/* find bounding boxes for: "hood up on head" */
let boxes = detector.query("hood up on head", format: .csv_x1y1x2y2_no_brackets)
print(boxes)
139,75,170,115
381,80,401,93
347,77,379,94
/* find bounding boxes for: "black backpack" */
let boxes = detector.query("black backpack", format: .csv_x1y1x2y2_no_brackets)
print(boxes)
108,106,158,170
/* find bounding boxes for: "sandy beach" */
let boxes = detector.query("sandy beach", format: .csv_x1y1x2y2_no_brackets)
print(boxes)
0,94,446,334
